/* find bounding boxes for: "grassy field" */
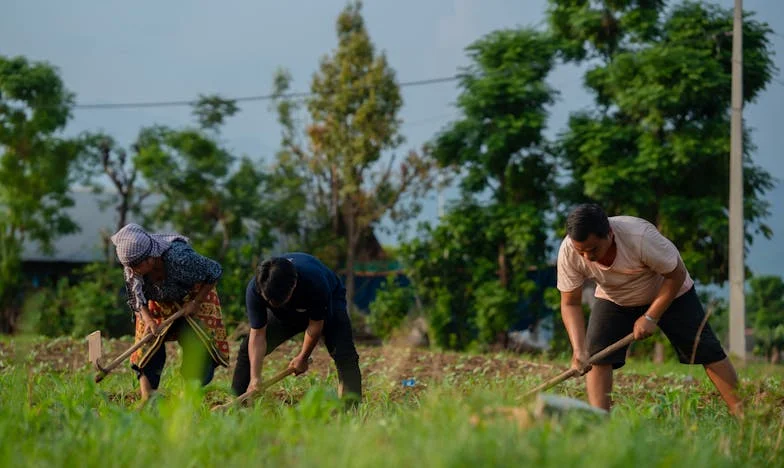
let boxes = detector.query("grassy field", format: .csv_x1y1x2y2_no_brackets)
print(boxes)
1,336,782,467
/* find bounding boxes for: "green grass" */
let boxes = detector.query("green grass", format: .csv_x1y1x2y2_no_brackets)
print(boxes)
1,338,783,468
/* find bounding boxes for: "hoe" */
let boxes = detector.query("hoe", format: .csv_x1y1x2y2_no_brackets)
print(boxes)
88,307,189,383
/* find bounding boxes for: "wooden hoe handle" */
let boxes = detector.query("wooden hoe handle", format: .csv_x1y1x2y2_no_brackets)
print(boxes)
94,307,189,383
211,358,314,412
522,333,635,399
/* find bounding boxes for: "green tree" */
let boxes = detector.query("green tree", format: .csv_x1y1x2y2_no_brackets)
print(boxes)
0,56,82,332
62,262,131,338
274,1,434,309
430,28,558,287
192,94,239,132
367,274,415,340
400,28,558,348
747,275,784,330
746,275,784,363
549,0,777,284
400,205,493,349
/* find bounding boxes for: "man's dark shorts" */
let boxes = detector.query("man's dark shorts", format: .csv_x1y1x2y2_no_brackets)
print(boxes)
585,286,727,369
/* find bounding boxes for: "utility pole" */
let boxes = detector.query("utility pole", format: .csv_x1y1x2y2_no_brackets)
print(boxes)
728,0,746,361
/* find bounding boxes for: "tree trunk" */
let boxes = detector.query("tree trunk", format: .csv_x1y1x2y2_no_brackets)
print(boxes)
496,172,508,288
331,164,340,235
344,201,359,314
771,346,780,365
0,305,20,334
498,241,508,288
0,232,22,333
117,189,130,233
101,230,113,264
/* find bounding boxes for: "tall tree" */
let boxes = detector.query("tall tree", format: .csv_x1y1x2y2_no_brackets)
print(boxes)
399,28,559,349
268,69,334,258
274,1,434,309
548,0,777,284
0,56,81,332
430,28,558,288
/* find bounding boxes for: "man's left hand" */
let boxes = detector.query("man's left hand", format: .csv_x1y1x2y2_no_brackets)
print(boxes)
289,355,310,375
633,315,658,340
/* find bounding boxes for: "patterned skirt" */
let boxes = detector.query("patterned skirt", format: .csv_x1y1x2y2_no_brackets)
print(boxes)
130,286,230,368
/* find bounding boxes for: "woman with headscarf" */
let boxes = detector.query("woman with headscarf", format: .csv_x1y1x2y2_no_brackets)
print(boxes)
110,223,230,401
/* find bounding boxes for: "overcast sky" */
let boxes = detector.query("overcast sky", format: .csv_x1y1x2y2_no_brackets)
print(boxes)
3,0,782,279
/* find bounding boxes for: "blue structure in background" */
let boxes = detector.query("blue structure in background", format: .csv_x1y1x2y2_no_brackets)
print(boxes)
510,266,558,331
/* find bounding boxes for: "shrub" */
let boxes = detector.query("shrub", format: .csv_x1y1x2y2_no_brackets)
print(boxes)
368,275,415,340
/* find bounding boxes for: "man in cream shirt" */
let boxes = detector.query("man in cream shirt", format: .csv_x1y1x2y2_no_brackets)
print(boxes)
557,203,742,417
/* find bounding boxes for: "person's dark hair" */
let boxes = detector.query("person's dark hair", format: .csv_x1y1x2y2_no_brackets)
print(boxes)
256,257,298,305
566,203,611,242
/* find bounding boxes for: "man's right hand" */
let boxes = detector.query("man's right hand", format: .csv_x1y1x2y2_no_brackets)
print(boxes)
143,317,159,336
145,320,158,336
247,378,261,394
571,350,592,375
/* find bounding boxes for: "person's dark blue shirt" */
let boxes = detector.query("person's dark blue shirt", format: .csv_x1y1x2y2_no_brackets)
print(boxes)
246,253,346,329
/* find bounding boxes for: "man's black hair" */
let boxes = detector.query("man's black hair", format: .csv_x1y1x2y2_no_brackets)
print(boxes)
566,203,611,242
256,257,298,305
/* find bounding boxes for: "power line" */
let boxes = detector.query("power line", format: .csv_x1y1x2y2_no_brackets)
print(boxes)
73,75,461,110
403,113,458,127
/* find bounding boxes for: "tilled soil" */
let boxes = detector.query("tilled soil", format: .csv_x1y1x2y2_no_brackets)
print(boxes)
2,336,781,412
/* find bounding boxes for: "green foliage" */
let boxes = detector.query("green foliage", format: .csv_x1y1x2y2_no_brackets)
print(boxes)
65,263,132,338
402,27,558,349
473,280,519,344
399,207,550,349
550,1,778,284
19,280,72,337
747,275,784,330
547,0,664,61
399,206,488,349
752,325,784,362
430,28,557,272
746,275,784,361
19,263,131,338
0,55,82,330
367,275,414,340
132,98,281,266
192,94,239,131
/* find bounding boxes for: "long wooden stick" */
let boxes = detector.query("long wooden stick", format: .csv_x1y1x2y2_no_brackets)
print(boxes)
211,358,314,412
522,333,635,399
94,307,189,383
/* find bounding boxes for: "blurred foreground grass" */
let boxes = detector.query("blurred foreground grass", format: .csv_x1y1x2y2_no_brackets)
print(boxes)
1,336,782,467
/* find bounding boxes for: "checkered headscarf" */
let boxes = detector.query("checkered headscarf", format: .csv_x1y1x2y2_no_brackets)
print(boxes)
110,223,189,267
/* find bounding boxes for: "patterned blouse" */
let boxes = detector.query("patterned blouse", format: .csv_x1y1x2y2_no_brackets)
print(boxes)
125,240,223,312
